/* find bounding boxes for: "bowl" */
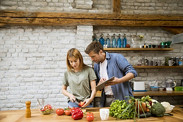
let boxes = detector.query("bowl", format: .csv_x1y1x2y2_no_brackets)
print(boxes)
150,86,159,91
159,87,164,91
152,45,156,48
40,108,53,115
39,104,54,115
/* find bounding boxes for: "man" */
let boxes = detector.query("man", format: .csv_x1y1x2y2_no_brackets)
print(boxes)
85,42,137,107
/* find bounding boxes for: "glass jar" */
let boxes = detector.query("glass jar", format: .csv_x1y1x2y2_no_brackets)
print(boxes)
179,57,183,66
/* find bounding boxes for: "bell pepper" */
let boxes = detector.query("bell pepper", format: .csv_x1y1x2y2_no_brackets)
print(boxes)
71,107,83,120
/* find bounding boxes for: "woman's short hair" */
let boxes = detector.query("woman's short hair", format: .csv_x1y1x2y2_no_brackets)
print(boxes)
66,48,86,71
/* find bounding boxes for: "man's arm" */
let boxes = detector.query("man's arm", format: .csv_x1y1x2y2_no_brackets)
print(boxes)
105,72,134,86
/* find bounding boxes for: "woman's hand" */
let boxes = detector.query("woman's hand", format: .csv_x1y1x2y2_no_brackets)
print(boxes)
69,94,76,103
82,98,92,107
97,78,106,86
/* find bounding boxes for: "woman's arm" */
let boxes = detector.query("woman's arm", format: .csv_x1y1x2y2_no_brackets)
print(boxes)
61,85,76,102
82,80,96,107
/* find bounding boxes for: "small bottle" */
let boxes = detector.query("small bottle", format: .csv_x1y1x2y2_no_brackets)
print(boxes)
175,57,179,66
92,34,97,42
131,35,135,48
25,101,31,118
106,34,110,48
143,43,147,48
123,34,127,48
117,34,122,48
99,34,105,47
161,42,164,48
112,34,116,48
179,57,183,66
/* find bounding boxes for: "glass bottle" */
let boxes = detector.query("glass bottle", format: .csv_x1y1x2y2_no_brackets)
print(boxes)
161,42,164,48
99,34,105,47
112,34,116,48
131,35,135,48
123,34,127,48
106,34,110,48
117,34,122,48
92,34,97,42
180,57,183,66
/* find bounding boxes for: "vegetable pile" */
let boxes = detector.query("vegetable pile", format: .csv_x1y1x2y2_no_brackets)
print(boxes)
110,100,135,119
109,96,166,120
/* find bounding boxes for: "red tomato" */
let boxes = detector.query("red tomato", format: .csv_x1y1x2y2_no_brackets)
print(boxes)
86,112,93,116
71,107,76,114
65,109,71,116
44,104,52,110
126,44,131,48
86,112,94,122
78,102,85,107
56,108,64,116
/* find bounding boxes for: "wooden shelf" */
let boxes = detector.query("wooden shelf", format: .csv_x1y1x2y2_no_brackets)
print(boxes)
133,66,183,69
104,48,173,51
133,91,183,96
95,91,183,97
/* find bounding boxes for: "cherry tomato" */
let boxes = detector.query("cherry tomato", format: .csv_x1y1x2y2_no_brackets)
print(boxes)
78,102,85,107
86,112,94,122
71,107,76,114
64,109,71,116
56,108,64,116
44,104,52,110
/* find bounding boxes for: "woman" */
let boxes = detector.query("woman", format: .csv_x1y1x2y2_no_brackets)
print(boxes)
62,48,96,108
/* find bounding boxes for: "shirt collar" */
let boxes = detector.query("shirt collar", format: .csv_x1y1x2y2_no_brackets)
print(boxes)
105,52,110,60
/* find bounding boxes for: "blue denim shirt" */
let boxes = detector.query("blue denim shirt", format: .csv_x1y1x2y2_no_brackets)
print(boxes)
94,52,137,107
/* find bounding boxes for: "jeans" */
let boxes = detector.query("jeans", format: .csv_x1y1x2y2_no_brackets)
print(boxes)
68,101,93,108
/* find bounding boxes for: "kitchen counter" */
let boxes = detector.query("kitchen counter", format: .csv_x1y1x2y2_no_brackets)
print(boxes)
95,91,183,97
0,106,183,122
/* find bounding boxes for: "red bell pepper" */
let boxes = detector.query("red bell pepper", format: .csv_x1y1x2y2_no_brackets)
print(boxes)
71,107,83,120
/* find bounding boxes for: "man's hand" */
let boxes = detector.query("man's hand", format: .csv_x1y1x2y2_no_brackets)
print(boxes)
105,77,120,86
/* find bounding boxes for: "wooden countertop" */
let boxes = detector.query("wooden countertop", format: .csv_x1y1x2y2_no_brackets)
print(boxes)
95,91,183,97
0,106,183,122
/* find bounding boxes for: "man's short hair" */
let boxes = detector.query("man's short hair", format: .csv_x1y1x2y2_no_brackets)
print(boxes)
85,42,104,54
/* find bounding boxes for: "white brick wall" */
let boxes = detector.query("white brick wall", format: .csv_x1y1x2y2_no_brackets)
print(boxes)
121,0,183,14
0,25,94,110
1,0,182,14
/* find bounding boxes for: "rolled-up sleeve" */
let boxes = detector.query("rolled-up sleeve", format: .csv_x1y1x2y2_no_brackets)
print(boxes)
116,54,137,77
